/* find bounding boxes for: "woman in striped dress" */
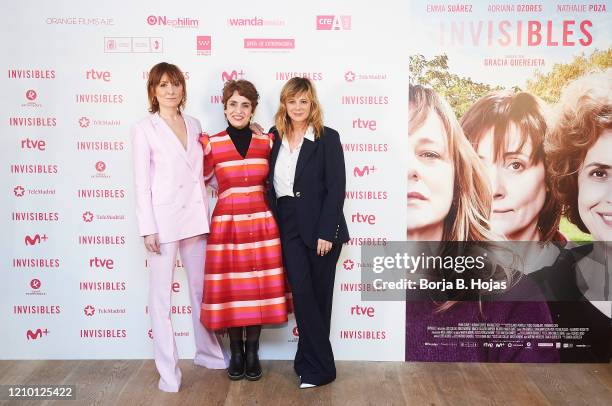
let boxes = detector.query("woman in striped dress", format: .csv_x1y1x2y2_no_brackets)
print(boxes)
200,80,289,381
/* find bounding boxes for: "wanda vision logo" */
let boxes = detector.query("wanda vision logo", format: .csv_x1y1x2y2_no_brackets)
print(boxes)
27,328,49,340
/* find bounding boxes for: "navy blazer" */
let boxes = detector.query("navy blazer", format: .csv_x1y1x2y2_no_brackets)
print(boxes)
267,126,350,249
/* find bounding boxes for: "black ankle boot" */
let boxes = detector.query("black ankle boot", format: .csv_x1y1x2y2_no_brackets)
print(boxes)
227,339,245,380
245,340,262,381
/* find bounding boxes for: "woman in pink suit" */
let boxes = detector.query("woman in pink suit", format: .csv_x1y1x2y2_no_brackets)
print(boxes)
131,62,227,392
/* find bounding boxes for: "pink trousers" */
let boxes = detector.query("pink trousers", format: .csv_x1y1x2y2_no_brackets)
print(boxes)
148,234,228,392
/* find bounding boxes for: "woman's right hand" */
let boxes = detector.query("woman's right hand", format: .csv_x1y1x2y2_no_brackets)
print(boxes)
144,234,161,254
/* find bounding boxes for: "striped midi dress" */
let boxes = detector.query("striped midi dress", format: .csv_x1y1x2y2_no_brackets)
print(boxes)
200,130,289,329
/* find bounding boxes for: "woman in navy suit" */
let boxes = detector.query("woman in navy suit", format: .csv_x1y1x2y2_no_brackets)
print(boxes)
267,77,349,388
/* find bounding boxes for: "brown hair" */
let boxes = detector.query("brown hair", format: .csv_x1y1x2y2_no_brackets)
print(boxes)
545,69,612,233
222,80,259,112
460,91,561,242
147,62,186,113
274,77,324,140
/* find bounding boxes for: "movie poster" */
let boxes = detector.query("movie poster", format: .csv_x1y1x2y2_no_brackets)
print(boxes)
401,0,611,362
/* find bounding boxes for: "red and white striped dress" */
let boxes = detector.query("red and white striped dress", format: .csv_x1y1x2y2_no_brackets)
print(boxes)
200,130,289,329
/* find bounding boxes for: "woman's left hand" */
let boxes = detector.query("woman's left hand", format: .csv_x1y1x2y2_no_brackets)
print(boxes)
317,238,332,256
250,122,264,135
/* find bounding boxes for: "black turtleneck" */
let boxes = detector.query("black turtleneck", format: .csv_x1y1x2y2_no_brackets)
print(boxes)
227,125,252,158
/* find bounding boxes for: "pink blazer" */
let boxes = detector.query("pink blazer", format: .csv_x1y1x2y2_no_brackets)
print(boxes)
131,113,210,244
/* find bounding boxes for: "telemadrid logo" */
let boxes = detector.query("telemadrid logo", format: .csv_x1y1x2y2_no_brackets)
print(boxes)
344,71,356,82
84,305,95,316
14,186,25,197
79,117,90,128
82,211,94,222
343,259,355,270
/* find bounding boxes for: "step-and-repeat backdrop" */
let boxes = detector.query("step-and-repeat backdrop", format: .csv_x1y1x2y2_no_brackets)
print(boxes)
2,1,610,363
1,0,407,360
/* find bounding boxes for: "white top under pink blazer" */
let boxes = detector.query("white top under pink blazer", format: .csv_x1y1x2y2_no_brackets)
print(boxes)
131,112,210,244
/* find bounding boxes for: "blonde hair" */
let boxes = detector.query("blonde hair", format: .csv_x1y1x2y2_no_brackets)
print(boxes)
409,85,497,242
409,85,515,312
274,77,324,139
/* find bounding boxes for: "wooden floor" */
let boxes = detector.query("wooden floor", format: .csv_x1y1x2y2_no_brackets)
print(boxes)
0,360,611,405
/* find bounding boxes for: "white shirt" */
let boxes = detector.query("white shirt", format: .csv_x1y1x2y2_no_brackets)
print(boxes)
274,127,315,198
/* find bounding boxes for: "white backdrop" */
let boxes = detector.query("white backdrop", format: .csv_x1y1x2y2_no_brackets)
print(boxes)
1,0,408,360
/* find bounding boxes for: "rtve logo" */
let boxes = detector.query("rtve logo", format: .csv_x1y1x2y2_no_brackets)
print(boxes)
351,212,376,225
352,118,377,131
27,328,49,340
222,70,245,82
85,69,111,82
353,165,376,177
95,161,106,172
292,326,299,337
25,234,48,246
21,138,46,151
89,257,114,270
350,304,375,317
316,15,351,30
